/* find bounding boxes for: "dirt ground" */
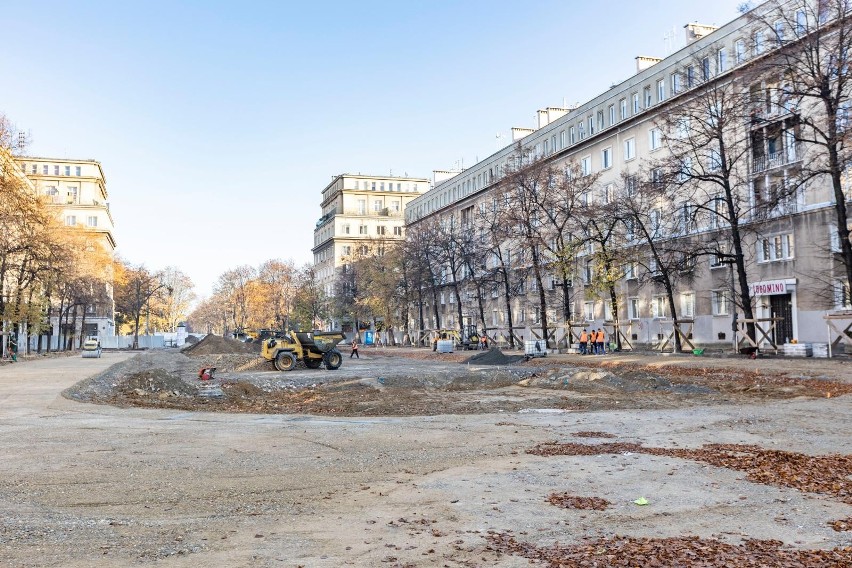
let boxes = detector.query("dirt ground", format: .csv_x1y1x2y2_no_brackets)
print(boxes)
1,340,851,567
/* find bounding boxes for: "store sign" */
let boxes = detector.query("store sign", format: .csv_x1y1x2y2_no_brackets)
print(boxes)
750,280,788,296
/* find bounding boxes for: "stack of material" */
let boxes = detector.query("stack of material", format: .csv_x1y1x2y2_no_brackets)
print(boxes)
436,339,455,353
783,342,812,357
812,343,829,358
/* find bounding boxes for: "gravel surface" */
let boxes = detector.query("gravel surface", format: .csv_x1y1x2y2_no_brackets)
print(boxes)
1,349,851,567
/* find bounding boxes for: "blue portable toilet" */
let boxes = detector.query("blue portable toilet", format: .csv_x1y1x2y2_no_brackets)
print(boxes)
364,330,374,345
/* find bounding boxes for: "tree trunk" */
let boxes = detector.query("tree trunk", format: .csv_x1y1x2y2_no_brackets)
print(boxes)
530,247,550,348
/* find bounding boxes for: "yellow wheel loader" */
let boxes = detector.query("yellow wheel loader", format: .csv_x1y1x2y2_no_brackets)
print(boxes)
261,330,345,371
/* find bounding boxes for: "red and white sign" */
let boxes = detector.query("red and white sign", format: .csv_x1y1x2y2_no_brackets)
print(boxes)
749,280,788,296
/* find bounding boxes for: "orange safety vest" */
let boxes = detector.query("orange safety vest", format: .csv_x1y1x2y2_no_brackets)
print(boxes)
596,330,605,343
579,331,588,343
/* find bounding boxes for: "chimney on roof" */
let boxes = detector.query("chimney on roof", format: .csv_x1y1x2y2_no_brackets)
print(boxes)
636,56,663,74
684,22,718,44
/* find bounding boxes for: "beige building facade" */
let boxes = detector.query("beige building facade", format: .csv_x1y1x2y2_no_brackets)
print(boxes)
406,3,852,349
16,156,117,338
313,173,429,327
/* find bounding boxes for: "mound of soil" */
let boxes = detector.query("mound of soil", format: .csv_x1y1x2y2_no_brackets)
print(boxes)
183,335,199,345
465,348,525,365
120,369,198,397
182,334,258,356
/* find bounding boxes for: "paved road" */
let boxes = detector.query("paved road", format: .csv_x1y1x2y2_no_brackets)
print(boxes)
1,352,850,567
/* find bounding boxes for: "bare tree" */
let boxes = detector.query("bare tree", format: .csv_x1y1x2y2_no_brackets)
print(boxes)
750,0,852,299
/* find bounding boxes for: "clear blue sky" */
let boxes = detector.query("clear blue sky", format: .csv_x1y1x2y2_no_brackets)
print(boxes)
2,0,745,298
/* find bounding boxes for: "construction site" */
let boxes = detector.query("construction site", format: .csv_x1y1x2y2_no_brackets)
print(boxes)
0,336,845,566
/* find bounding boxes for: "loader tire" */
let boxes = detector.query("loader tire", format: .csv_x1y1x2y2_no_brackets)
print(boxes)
304,358,323,369
324,349,342,370
274,351,296,371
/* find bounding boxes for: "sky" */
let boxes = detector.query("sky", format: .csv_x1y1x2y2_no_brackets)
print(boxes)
2,0,746,298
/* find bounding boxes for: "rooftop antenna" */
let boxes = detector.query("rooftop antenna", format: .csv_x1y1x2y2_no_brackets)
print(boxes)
663,25,678,55
16,131,26,154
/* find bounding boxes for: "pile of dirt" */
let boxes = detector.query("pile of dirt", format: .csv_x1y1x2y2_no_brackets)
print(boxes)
465,348,525,365
119,369,198,397
181,334,258,356
183,335,199,345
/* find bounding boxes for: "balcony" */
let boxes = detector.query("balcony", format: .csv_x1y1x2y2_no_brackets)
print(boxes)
752,144,802,174
344,208,403,218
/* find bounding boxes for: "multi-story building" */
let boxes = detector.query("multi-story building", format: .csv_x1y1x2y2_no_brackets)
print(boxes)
313,173,429,328
16,156,117,338
406,2,852,349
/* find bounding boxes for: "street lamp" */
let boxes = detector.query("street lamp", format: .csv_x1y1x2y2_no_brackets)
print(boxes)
718,254,738,352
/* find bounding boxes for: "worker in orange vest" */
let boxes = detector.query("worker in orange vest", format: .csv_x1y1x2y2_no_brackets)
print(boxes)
595,329,606,355
579,329,589,355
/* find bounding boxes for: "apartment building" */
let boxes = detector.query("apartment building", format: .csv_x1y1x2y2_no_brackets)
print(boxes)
406,2,852,348
313,173,429,327
16,156,117,338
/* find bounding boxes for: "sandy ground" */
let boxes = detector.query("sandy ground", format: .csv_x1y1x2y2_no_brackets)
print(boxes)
0,347,851,567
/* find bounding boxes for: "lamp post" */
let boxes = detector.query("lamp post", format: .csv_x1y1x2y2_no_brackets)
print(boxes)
718,255,738,352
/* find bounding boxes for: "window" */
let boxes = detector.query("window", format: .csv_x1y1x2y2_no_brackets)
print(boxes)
64,165,71,176
560,130,566,149
671,72,681,94
583,259,593,284
644,86,652,107
75,166,81,176
649,128,662,150
31,164,36,174
701,57,711,81
608,104,615,125
359,225,368,235
632,92,640,114
650,168,664,188
343,224,350,234
371,182,376,191
376,225,386,235
620,98,627,120
735,39,746,64
651,296,667,319
627,297,640,320
393,226,402,236
578,121,585,139
43,165,49,175
588,116,595,136
707,147,722,171
373,200,382,212
687,66,695,87
625,262,637,279
342,245,351,256
357,199,366,214
597,110,605,131
657,79,665,102
712,290,730,316
86,216,97,227
834,279,852,309
604,183,615,203
681,292,695,318
65,215,76,226
581,155,592,176
569,126,576,144
626,175,638,196
601,147,612,169
796,10,806,36
358,245,369,256
774,20,786,44
584,301,595,321
759,233,794,262
54,165,59,175
623,137,635,160
717,48,726,73
754,30,765,55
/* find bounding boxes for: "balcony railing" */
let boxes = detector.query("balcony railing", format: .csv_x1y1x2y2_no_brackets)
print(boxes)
752,144,802,174
344,208,403,217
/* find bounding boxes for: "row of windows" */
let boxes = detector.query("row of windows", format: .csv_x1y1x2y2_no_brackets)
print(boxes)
342,224,403,236
353,180,419,192
355,199,401,214
65,215,98,227
22,163,82,177
412,8,827,224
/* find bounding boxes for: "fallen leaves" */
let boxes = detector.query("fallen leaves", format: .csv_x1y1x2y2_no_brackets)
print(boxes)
485,532,852,567
547,493,611,510
572,431,617,438
830,517,852,532
529,442,852,503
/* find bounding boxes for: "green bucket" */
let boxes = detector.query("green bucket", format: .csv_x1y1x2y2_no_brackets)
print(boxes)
692,348,705,356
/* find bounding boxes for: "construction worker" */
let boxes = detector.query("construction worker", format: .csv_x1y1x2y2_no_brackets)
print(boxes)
350,338,360,358
595,328,606,355
579,329,588,355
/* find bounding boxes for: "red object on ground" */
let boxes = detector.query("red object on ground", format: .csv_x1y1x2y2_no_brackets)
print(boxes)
198,367,216,380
